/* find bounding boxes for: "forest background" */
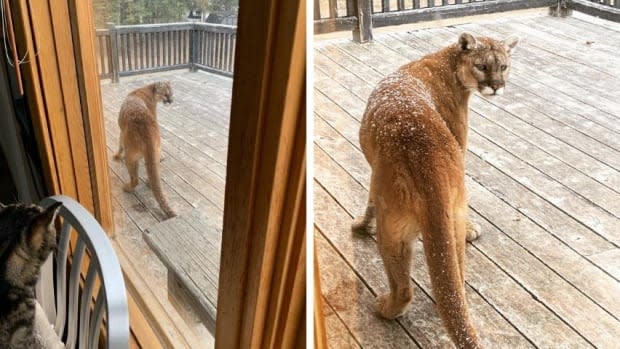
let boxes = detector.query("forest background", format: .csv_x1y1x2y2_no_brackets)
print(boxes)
93,0,238,27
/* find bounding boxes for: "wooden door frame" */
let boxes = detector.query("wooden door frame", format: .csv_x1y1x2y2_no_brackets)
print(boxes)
215,0,307,347
314,249,328,349
10,0,309,346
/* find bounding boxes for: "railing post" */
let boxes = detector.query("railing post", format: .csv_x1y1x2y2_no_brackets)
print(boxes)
549,0,572,17
189,25,198,72
107,22,120,83
315,0,321,19
352,0,373,43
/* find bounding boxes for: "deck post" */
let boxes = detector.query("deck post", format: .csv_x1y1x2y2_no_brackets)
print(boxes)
549,0,572,17
189,25,198,72
315,0,321,19
352,0,373,43
107,23,120,83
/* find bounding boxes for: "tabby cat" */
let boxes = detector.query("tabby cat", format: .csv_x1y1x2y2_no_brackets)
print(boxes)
0,202,62,349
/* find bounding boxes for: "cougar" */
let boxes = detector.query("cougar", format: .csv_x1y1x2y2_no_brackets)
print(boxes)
114,81,177,218
352,33,518,348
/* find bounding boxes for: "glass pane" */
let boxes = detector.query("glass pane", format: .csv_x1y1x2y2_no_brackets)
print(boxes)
93,1,238,346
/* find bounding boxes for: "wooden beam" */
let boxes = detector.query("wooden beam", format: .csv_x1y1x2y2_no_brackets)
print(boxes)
314,248,328,349
215,0,306,347
314,16,358,34
262,113,307,349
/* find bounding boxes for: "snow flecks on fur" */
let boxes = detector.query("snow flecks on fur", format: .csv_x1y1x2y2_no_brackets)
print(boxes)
363,69,446,163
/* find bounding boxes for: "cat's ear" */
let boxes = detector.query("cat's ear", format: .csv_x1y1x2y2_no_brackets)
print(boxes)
459,32,477,51
40,203,62,230
29,203,62,250
503,36,519,55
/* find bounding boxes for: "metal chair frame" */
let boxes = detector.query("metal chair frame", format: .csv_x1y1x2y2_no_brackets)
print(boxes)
36,196,129,349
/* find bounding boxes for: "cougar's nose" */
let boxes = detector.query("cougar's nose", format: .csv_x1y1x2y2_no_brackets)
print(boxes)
490,80,504,91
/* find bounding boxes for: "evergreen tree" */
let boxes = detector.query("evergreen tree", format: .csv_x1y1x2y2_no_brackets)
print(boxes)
93,0,237,27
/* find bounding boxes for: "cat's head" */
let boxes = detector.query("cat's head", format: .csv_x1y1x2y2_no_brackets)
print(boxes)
0,202,62,289
455,32,519,96
154,81,173,105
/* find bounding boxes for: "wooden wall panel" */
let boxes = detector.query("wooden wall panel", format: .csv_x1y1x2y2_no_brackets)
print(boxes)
9,0,60,194
9,0,113,232
48,0,95,209
26,0,84,202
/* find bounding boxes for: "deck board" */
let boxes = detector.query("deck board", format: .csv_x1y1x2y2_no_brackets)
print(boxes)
101,69,230,347
314,12,620,348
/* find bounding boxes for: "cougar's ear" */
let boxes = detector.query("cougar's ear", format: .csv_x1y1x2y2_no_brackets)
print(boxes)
459,32,477,51
503,36,519,55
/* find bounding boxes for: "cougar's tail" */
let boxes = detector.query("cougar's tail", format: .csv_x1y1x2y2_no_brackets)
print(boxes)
144,139,177,218
421,192,480,348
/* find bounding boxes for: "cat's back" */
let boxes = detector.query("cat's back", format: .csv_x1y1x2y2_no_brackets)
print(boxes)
0,300,37,349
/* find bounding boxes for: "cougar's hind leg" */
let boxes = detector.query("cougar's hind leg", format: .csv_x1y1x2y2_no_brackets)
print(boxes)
374,206,415,319
352,170,377,235
123,154,140,193
114,142,124,161
114,131,125,161
455,212,468,286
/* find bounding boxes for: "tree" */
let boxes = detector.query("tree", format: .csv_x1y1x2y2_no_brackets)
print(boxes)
92,0,196,27
206,0,237,12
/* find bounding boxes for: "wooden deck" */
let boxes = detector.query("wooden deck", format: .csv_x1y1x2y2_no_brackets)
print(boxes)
101,69,231,348
314,11,620,348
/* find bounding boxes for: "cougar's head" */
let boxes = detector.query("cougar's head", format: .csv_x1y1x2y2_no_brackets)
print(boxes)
154,81,173,104
455,32,519,96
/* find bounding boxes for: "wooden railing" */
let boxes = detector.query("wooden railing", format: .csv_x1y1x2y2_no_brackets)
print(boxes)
583,0,619,7
315,0,558,41
566,0,620,21
96,23,236,82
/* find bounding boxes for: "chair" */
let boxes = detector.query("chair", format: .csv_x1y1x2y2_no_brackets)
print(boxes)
35,195,129,349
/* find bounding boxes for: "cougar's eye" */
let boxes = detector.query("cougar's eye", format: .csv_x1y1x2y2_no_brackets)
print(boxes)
500,64,508,71
475,64,487,71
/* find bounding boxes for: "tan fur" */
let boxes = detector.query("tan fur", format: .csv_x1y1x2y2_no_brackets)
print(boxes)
352,33,517,348
114,81,177,218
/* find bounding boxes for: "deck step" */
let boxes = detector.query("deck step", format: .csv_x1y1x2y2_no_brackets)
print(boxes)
144,208,222,333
